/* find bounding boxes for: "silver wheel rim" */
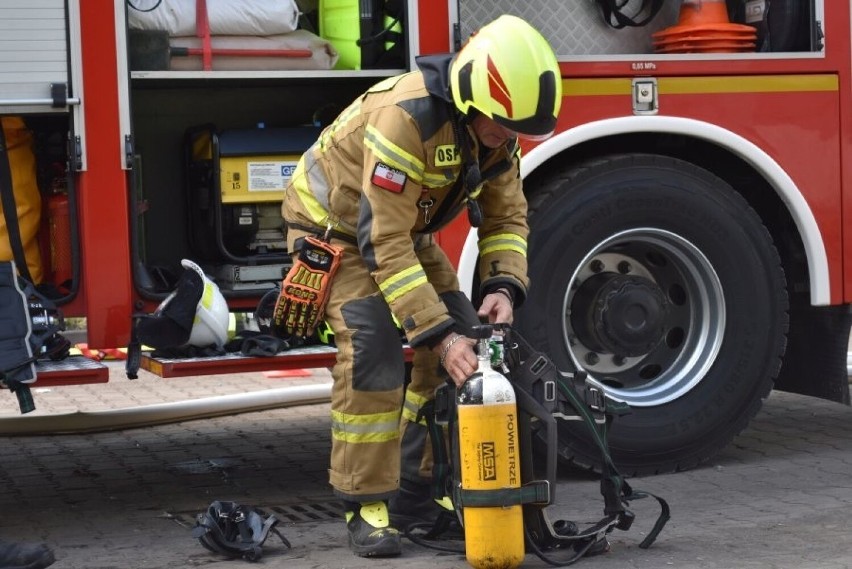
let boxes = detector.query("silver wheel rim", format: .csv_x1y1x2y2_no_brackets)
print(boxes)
563,228,725,407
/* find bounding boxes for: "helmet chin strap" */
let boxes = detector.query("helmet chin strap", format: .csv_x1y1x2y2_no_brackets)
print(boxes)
451,108,519,229
452,110,483,227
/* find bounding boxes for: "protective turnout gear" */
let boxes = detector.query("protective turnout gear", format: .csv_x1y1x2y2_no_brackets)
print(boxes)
282,54,530,349
273,235,342,337
192,501,290,562
280,16,555,544
450,14,562,139
285,226,482,502
0,116,44,285
343,501,401,558
388,479,459,537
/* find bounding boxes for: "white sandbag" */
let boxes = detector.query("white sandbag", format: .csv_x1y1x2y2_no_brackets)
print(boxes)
168,30,339,71
128,0,300,37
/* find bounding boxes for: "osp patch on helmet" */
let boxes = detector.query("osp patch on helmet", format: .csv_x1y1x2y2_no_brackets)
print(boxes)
191,500,291,562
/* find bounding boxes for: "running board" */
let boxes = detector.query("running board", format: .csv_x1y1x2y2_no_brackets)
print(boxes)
140,345,414,378
34,356,110,386
140,345,340,378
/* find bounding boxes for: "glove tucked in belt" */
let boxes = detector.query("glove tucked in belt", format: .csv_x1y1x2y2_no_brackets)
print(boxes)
273,235,342,337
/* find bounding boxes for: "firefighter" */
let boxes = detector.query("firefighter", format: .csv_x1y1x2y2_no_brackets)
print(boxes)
277,14,561,557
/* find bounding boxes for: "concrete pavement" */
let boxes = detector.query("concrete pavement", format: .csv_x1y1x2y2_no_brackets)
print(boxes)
0,363,851,568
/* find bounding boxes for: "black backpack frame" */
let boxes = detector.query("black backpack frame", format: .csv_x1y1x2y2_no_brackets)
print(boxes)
421,324,670,566
192,500,290,562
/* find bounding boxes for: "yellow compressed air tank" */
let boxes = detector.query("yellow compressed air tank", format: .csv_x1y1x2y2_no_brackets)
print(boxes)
456,326,524,569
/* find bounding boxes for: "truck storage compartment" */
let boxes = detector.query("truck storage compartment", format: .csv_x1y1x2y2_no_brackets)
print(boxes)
318,0,405,70
1,114,77,300
129,80,375,302
456,0,819,56
0,0,70,114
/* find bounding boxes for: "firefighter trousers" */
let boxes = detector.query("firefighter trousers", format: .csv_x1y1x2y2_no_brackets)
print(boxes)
286,229,479,502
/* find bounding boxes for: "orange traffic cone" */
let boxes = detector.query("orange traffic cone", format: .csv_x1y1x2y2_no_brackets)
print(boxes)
653,0,756,54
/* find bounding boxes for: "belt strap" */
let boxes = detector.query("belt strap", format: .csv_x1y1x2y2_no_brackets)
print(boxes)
458,480,551,508
286,221,357,245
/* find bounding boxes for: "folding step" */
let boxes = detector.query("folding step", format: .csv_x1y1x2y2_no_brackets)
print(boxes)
33,355,110,386
141,344,414,378
140,344,340,378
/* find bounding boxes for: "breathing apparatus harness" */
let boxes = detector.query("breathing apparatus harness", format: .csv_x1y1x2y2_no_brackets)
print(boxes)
409,324,670,566
0,260,71,414
191,500,291,562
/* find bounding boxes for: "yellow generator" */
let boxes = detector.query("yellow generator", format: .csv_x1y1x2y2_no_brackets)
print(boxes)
185,124,320,292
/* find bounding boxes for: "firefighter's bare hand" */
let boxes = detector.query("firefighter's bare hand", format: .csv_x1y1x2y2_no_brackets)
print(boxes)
434,333,478,387
477,289,514,325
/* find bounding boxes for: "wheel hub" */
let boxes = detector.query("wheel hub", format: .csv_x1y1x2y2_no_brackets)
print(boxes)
571,274,669,357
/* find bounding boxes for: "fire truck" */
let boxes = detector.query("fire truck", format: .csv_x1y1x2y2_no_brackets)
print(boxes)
0,0,844,476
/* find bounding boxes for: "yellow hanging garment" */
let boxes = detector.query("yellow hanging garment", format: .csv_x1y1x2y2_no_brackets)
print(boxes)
0,116,43,284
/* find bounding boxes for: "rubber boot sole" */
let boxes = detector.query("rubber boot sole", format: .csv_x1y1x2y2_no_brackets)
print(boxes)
348,533,401,558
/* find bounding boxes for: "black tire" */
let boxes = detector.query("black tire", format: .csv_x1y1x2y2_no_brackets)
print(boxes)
518,154,789,475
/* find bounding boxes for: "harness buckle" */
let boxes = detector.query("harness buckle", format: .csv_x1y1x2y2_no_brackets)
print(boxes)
587,386,606,412
616,509,635,531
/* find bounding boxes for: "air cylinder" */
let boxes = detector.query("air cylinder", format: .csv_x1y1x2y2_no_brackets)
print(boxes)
456,326,524,569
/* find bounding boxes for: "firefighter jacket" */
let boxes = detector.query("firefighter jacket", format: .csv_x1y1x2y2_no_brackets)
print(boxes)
282,54,529,348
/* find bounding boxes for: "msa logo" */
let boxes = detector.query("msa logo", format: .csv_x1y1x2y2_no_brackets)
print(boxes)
480,442,497,481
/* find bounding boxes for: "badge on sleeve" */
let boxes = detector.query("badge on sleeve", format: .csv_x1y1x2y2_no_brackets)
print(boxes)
371,162,407,193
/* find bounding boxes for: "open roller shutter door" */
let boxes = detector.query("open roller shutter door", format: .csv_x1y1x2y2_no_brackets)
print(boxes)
0,1,71,114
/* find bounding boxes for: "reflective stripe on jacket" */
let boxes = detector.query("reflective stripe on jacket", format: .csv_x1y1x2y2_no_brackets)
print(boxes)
282,57,529,347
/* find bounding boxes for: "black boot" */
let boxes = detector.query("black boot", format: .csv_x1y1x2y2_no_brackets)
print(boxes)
344,501,401,558
0,540,55,569
388,480,459,535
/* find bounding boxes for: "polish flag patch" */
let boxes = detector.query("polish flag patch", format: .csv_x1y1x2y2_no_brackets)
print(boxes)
371,162,407,193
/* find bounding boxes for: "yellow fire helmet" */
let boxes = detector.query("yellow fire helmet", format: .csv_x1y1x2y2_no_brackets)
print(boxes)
450,15,562,140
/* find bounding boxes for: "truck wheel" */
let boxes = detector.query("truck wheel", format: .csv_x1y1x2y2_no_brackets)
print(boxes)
519,154,789,475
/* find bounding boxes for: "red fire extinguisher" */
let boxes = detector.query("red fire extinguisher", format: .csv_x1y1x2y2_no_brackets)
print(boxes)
47,192,72,290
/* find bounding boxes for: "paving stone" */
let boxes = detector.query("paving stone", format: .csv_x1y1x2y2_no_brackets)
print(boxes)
0,364,851,567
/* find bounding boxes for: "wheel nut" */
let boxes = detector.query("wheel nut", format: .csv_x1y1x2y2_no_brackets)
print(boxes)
618,261,631,274
590,260,604,273
585,352,600,365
